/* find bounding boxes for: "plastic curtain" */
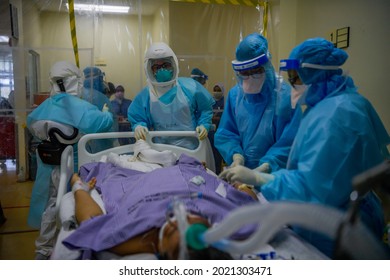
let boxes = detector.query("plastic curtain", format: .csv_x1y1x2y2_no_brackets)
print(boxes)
1,0,277,181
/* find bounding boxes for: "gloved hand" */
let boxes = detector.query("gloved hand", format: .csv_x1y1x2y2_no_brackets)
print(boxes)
255,162,271,173
196,125,208,140
134,126,149,140
102,103,109,112
230,153,244,168
219,166,274,187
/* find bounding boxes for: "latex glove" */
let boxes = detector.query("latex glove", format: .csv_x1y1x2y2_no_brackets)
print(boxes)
102,103,109,112
255,162,271,173
230,153,244,168
219,166,274,187
134,126,148,140
196,125,208,140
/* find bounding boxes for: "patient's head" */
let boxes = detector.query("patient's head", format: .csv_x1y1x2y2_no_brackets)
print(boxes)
158,214,232,260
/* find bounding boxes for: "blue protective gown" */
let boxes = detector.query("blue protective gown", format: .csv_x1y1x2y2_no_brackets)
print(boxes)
215,80,302,170
81,87,118,152
261,77,390,257
27,93,114,228
128,77,215,149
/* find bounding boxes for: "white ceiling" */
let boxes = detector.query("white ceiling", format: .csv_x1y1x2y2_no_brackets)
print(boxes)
31,0,161,16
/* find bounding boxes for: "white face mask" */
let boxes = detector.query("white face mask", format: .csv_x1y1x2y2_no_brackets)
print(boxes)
291,84,308,108
242,73,265,94
213,91,223,100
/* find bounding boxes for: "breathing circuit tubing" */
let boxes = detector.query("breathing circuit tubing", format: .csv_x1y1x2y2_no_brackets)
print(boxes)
167,192,203,260
197,202,389,259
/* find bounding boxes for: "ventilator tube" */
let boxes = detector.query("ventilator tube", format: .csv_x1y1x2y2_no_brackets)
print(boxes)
200,202,389,259
172,199,189,260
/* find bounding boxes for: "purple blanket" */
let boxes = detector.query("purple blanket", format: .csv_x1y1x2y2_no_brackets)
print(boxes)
63,154,257,252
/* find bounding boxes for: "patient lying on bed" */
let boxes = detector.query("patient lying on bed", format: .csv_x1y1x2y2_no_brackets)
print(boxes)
61,154,259,259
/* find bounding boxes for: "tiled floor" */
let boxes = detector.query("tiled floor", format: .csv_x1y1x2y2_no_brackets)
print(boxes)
0,160,38,260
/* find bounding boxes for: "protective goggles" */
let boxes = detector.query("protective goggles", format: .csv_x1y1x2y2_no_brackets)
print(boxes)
279,59,341,71
236,67,265,80
232,53,269,71
151,61,173,72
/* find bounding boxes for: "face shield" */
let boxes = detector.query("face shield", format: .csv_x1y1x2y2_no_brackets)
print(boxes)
279,59,342,108
146,57,176,85
280,59,342,85
232,54,268,94
144,43,179,88
279,59,301,88
83,67,105,93
191,74,208,86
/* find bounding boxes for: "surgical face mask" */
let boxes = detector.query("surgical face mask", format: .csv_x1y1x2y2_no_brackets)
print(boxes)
155,68,173,83
115,91,124,100
213,91,223,100
291,84,309,107
242,73,265,94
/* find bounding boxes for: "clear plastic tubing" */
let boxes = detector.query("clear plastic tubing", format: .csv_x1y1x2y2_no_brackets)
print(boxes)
173,199,189,260
201,202,389,259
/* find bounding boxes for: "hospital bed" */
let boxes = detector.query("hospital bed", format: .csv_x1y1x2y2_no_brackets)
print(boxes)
51,131,331,260
55,131,215,215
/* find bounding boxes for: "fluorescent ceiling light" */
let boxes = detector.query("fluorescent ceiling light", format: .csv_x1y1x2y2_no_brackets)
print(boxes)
66,4,130,14
0,36,9,43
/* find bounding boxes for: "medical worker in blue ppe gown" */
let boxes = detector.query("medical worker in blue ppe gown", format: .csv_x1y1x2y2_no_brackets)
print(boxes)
27,61,114,259
82,66,118,152
215,33,301,172
128,42,215,150
191,67,208,86
220,38,390,257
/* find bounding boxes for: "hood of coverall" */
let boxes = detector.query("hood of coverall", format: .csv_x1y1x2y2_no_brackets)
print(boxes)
289,37,351,106
234,33,276,96
191,68,208,85
144,42,179,88
83,66,105,93
49,61,83,96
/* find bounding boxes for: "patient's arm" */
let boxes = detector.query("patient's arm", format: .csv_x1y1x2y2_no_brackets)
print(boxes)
71,173,104,224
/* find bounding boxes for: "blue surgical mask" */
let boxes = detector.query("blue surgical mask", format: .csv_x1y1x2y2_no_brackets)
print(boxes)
155,68,173,83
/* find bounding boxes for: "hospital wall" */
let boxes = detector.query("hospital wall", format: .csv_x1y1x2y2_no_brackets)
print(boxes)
169,2,266,93
278,0,390,134
169,0,390,134
20,1,170,99
18,1,265,99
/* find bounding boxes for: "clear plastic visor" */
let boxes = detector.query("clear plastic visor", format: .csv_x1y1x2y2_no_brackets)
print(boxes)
279,59,341,71
232,53,269,71
146,56,176,84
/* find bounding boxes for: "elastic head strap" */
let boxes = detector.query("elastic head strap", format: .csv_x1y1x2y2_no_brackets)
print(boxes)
301,63,341,70
279,59,341,71
56,79,66,92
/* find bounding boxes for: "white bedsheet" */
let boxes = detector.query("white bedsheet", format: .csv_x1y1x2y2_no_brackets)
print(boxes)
99,140,178,172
